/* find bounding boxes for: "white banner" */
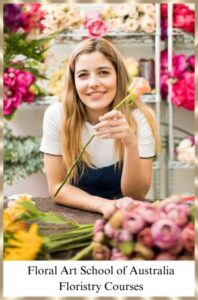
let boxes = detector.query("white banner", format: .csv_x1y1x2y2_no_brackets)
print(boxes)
3,261,195,297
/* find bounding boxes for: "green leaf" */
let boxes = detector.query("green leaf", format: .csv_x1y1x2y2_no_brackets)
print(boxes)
118,241,134,255
19,201,40,215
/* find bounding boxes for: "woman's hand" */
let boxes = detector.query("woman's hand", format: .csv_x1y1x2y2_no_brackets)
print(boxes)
94,110,136,147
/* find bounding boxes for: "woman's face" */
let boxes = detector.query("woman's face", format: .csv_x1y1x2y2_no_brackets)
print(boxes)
74,51,117,120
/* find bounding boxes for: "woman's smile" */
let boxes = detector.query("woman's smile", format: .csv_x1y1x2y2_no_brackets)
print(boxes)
87,91,107,100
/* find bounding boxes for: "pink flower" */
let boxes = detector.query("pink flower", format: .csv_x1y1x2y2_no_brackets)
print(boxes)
164,203,189,227
151,218,181,249
4,68,20,87
85,17,108,38
181,223,195,255
93,231,104,243
134,203,161,223
172,72,195,111
92,242,111,260
114,229,132,244
187,55,195,70
15,70,35,94
115,197,135,210
104,222,115,238
111,248,129,260
93,218,105,234
123,211,145,234
161,4,168,18
137,227,154,248
128,77,151,99
3,89,22,116
22,3,45,33
173,4,195,34
172,54,187,77
84,12,101,27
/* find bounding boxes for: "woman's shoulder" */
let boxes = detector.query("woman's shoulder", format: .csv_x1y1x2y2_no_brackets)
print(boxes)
44,101,62,121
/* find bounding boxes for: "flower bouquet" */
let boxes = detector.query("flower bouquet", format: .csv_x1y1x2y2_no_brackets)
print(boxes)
3,194,195,260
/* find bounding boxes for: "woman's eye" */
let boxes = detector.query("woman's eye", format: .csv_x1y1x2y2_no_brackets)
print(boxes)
78,73,88,78
99,71,109,76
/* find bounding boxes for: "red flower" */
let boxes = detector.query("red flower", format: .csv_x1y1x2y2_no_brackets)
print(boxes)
173,4,195,34
160,4,168,18
138,227,154,248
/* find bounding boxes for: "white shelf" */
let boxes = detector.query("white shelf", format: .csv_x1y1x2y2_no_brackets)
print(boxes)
55,30,155,45
168,161,194,170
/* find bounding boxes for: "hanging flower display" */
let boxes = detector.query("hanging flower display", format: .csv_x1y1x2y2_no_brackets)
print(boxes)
160,50,195,111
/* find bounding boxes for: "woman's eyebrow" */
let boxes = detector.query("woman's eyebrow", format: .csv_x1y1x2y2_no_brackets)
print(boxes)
76,66,112,74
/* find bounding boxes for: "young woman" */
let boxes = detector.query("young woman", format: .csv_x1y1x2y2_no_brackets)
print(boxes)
40,38,160,218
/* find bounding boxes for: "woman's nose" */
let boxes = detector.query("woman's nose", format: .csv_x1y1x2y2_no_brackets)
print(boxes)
88,75,100,88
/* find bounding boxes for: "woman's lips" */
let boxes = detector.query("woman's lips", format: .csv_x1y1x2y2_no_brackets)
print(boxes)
87,91,106,100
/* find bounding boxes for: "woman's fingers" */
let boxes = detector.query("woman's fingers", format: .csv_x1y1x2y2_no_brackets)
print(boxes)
98,110,123,121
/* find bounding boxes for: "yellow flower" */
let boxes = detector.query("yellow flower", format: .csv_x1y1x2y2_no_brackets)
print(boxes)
3,195,33,232
4,224,43,260
3,211,26,232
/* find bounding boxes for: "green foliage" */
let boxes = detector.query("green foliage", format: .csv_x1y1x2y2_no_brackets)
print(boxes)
4,126,43,185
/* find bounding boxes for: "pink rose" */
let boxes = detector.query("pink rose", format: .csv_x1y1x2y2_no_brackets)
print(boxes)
128,77,151,99
151,218,181,249
123,211,145,234
164,203,189,227
85,17,108,38
181,223,195,255
84,12,101,27
134,203,161,223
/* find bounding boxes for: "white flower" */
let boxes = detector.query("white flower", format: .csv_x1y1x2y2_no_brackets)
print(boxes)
139,15,155,33
124,18,139,32
177,138,192,152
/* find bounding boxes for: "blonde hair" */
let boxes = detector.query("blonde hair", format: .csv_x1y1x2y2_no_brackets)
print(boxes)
61,38,160,182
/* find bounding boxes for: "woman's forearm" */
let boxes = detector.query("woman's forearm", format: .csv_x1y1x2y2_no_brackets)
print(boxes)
121,144,151,200
50,183,114,216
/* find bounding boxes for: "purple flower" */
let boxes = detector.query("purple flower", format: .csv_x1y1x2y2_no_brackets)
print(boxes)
164,203,189,227
4,4,25,32
151,218,181,249
123,211,145,234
